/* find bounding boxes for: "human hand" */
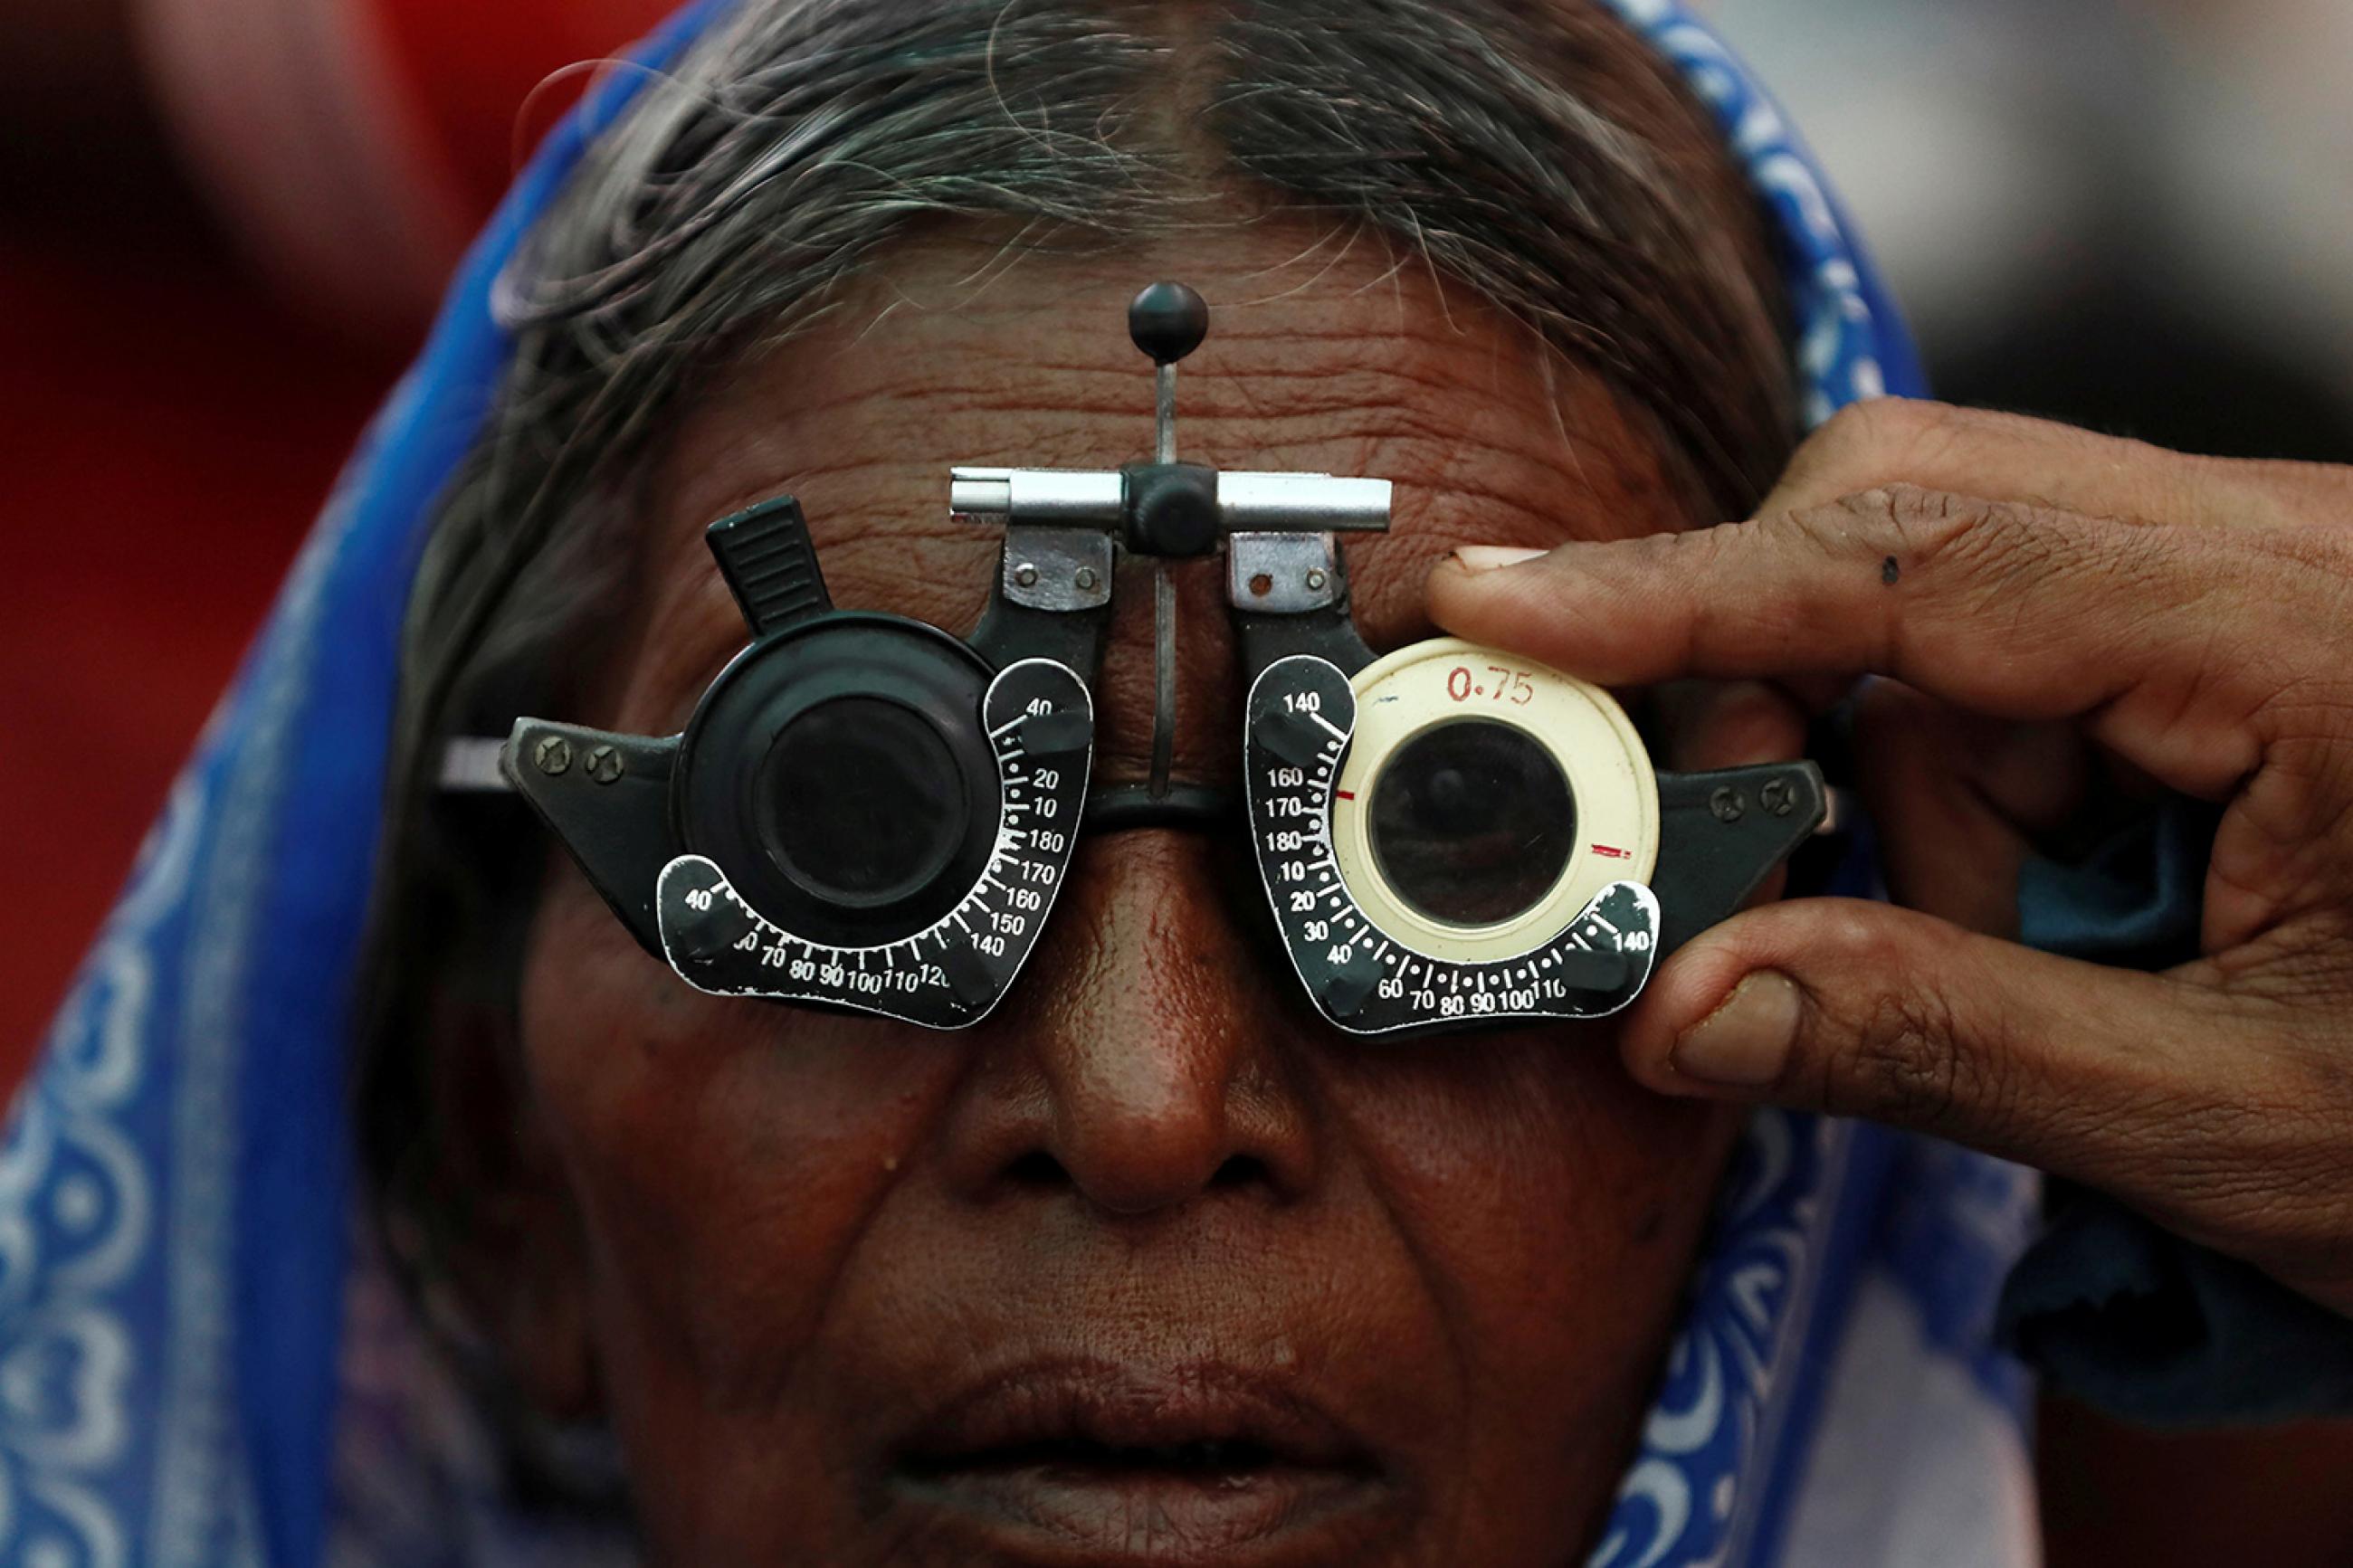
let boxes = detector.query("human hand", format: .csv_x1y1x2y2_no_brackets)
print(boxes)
1429,399,2353,1317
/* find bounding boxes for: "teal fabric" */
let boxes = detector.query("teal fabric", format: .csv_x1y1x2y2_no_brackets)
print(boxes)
2006,802,2353,1423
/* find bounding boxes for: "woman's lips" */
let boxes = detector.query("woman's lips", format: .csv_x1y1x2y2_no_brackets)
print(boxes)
889,1359,1398,1564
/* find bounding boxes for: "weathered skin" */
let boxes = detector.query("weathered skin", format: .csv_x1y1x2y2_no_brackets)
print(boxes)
500,230,1794,1567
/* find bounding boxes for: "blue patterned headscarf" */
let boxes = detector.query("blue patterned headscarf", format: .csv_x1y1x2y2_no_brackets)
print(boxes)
2,4,2035,1564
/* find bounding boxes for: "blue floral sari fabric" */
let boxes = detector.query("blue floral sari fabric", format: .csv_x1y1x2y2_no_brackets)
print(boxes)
3,3,2035,1565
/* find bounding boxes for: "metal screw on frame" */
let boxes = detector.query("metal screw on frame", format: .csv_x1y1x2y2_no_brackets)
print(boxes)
534,736,574,776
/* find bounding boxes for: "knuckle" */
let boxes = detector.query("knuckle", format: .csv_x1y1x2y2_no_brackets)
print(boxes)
1787,484,1979,563
1805,897,1906,967
1838,487,2167,635
1796,908,2005,1134
1634,524,1743,651
1794,398,1965,485
1786,401,1878,478
1832,986,1977,1131
1645,521,1729,573
1881,488,2052,571
1602,525,1724,592
1766,479,2125,612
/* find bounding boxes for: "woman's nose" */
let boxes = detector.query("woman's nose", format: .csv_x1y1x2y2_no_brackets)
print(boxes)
938,833,1319,1216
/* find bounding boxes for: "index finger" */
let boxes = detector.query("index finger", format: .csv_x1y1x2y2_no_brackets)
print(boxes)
1753,397,2333,531
1426,485,2273,801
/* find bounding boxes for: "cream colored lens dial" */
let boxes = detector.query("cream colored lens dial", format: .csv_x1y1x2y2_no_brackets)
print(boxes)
1330,639,1658,965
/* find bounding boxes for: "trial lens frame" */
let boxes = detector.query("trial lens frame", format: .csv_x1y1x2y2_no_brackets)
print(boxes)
443,283,1829,1034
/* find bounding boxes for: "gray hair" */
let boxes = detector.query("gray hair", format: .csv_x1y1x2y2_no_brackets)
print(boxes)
359,0,1795,1505
399,0,1790,770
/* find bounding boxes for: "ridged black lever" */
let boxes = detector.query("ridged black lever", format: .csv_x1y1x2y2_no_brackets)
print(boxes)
706,495,831,639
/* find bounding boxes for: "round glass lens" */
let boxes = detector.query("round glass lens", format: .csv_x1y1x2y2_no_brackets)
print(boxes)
760,697,968,908
1367,718,1576,928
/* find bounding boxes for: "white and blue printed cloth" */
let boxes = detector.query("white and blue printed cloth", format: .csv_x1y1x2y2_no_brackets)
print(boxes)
2,3,2039,1563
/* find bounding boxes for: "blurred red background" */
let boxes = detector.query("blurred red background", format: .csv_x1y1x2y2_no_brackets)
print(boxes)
0,0,672,1083
0,237,386,1069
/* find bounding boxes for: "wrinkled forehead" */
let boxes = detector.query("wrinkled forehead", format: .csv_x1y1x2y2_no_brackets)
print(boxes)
615,221,1704,727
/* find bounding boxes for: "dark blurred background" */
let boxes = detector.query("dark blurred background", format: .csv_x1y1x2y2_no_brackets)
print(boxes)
1719,0,2353,464
2,2,2348,1560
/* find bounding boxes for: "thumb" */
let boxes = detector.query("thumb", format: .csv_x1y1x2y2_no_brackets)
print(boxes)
1618,899,2254,1191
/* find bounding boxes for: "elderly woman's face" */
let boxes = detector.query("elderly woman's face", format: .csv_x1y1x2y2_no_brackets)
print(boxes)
512,228,1762,1567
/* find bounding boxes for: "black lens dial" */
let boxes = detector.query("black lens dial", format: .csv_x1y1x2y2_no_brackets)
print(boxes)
1367,718,1575,928
677,613,1002,947
758,696,968,908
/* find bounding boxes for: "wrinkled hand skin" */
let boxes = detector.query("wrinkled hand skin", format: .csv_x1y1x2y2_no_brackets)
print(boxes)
1433,397,2353,1319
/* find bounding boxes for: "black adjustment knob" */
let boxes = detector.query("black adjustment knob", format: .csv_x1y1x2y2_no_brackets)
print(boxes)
707,496,832,639
1125,462,1221,556
1129,282,1209,366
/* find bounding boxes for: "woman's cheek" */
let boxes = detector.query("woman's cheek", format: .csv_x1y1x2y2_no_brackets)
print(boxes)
1326,1032,1741,1370
518,870,964,1395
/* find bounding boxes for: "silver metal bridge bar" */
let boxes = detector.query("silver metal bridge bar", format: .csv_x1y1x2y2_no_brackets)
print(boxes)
950,467,1391,534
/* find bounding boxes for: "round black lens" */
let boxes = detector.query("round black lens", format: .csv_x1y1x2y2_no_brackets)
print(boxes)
758,697,969,909
1367,718,1575,928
